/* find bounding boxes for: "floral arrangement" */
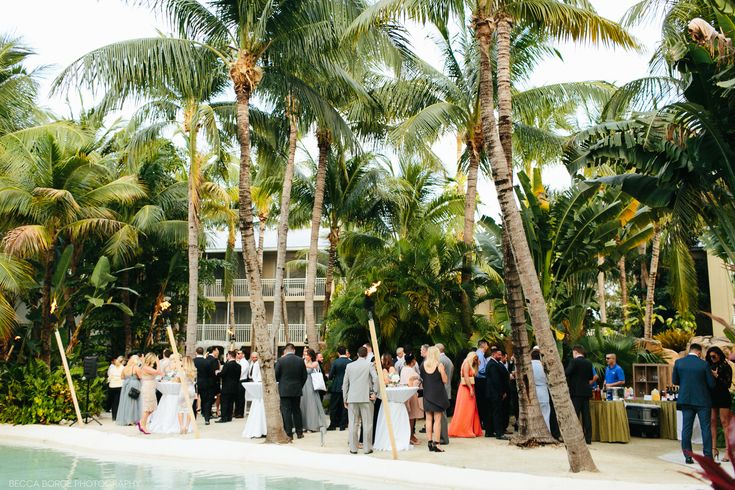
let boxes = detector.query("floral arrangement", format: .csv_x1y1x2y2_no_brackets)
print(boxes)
388,373,400,387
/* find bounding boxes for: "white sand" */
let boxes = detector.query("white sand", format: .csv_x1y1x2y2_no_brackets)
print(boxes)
0,416,705,489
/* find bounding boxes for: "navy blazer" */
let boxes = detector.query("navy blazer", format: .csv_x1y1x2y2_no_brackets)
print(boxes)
673,354,715,409
328,356,351,393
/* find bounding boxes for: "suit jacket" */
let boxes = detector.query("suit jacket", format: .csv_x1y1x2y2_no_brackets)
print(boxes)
439,353,454,399
194,355,217,391
343,357,378,403
565,356,594,398
219,359,241,395
485,358,509,401
673,354,715,409
328,356,351,393
275,352,307,398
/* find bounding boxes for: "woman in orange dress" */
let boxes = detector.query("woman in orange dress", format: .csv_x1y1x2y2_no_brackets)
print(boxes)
448,351,482,438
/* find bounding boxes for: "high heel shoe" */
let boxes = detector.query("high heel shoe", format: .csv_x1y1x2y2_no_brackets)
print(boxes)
428,441,434,452
137,422,150,435
714,448,720,462
433,443,445,453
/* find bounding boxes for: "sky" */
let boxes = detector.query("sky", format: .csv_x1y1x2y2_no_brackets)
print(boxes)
0,0,662,218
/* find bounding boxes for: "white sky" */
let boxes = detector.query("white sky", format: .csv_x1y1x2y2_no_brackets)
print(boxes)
0,0,661,218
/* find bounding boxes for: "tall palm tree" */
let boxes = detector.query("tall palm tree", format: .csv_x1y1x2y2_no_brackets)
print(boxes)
55,38,231,355
0,34,38,136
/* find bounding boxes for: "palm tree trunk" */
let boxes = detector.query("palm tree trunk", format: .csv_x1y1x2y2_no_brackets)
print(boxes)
597,255,607,323
475,9,596,471
282,292,290,345
305,128,330,350
227,220,237,335
258,214,266,275
619,256,628,323
40,248,54,366
270,97,298,348
185,121,201,356
643,223,661,339
460,133,480,333
232,56,289,444
324,226,339,320
639,243,648,289
495,15,552,446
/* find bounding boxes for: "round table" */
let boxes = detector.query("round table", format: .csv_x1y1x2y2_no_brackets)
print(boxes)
149,381,193,434
374,386,419,451
242,382,266,438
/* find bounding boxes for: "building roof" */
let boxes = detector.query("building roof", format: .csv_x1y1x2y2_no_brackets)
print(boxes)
205,227,329,253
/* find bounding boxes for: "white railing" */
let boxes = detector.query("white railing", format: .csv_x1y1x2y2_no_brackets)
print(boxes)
204,278,326,298
197,323,319,346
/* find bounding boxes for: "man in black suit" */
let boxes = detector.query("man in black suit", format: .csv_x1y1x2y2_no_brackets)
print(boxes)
217,350,241,423
194,346,219,425
275,343,308,440
565,344,594,444
327,346,352,431
673,343,715,463
485,347,510,439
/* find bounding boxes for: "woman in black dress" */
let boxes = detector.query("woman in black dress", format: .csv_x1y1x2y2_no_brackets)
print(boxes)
707,346,732,462
420,346,449,452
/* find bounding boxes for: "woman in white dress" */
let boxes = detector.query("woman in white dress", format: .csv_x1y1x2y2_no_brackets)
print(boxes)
300,349,325,432
531,349,551,431
177,355,197,434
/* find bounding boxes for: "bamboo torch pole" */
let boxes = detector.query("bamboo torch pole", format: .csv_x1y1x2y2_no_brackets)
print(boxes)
364,282,398,460
51,299,83,426
166,323,200,439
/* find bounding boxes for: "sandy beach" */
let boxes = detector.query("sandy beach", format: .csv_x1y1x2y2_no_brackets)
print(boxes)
0,412,715,489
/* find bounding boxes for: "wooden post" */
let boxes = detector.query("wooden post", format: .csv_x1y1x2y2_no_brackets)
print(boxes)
364,281,398,460
54,328,83,426
166,325,200,439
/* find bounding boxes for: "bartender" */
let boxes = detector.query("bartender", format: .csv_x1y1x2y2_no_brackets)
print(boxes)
603,353,625,390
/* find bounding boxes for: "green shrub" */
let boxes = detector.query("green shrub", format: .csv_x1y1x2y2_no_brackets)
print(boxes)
654,329,691,352
0,359,105,424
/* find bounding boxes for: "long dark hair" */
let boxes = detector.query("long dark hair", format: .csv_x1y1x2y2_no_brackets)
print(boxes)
381,353,393,371
707,346,726,366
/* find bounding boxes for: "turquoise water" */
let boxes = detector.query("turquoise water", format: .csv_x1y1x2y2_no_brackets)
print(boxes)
0,444,365,489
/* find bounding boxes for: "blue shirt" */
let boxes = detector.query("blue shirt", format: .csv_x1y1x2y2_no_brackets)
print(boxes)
476,349,488,379
604,364,625,385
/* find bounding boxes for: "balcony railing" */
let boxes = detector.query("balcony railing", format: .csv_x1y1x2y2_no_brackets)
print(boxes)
203,278,326,298
196,323,319,346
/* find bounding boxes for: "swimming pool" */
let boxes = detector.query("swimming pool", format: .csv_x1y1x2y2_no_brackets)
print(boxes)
0,443,369,489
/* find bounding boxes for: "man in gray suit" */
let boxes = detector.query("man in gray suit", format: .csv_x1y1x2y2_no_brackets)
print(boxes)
343,345,378,454
437,343,454,445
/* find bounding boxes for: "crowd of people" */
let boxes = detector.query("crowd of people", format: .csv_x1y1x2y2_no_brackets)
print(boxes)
103,338,734,464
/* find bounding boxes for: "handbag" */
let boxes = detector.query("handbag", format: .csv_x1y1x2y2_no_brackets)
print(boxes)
128,387,141,399
311,366,326,392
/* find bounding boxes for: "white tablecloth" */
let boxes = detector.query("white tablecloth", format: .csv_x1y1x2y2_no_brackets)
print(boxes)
374,386,419,452
676,411,703,444
148,381,193,434
242,382,266,438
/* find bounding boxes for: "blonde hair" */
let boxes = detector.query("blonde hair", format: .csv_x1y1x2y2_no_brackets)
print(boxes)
423,346,441,370
143,352,158,368
465,351,479,369
181,356,197,380
123,355,139,377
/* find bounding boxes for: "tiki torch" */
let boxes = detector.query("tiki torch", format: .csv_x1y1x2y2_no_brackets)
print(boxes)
363,281,398,460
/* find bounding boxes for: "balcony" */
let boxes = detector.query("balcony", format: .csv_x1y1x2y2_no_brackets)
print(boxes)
203,277,326,299
196,323,320,346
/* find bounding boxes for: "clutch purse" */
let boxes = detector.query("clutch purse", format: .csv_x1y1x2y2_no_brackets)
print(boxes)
128,387,141,399
461,377,475,386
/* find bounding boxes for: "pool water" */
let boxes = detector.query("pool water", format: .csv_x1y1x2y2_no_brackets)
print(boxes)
0,444,365,489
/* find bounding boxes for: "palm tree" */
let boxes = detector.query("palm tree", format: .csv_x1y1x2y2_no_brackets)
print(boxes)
0,253,34,343
0,34,38,136
0,123,146,365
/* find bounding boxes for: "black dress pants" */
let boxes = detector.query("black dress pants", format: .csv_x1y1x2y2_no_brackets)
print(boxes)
280,396,303,436
235,382,246,417
475,378,490,431
220,390,235,421
109,387,121,421
489,396,505,438
328,391,348,429
572,396,592,444
200,386,215,421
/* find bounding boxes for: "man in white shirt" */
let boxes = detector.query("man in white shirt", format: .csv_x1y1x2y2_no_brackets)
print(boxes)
394,347,405,375
363,343,375,363
234,350,249,418
248,352,261,382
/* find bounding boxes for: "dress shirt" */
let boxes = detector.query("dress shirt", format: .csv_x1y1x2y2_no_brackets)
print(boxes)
476,349,488,379
238,358,249,381
248,361,262,382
